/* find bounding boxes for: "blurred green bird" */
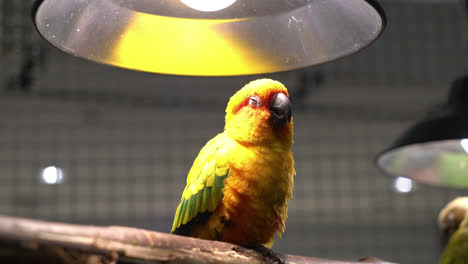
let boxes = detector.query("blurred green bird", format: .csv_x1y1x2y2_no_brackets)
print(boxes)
439,197,468,264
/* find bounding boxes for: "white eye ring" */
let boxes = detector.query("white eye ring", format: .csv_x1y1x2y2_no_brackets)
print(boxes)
248,96,262,108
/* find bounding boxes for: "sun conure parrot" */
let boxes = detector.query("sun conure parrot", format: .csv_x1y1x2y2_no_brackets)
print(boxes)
439,197,468,264
171,78,295,247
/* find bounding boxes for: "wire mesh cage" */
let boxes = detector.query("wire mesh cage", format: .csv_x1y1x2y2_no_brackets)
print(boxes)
1,1,468,263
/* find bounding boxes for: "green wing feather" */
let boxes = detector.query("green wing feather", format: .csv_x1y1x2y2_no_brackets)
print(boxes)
171,133,230,234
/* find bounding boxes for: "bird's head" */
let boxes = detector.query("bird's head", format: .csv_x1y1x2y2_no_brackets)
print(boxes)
439,197,468,240
224,79,293,146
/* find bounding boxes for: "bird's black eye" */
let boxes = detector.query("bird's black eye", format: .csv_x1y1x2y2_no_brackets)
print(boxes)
248,96,262,108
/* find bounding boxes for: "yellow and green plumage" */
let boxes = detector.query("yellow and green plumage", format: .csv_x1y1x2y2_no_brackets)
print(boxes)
440,197,468,264
171,78,295,247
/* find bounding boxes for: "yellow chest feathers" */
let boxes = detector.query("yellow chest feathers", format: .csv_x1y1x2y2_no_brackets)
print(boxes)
223,143,294,217
217,143,294,245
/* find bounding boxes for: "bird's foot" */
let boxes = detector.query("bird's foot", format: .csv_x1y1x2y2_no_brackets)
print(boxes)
249,245,285,264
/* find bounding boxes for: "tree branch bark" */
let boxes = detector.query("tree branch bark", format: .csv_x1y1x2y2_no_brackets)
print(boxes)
0,214,395,264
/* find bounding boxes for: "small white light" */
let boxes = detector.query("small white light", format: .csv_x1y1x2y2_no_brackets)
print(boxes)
41,166,64,184
461,139,468,154
393,177,414,193
180,0,237,12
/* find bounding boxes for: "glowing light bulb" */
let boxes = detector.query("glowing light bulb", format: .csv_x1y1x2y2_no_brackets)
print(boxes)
180,0,237,12
393,177,414,193
461,139,468,154
41,166,64,184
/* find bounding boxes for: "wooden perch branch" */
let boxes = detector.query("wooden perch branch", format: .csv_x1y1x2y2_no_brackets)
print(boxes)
0,215,395,264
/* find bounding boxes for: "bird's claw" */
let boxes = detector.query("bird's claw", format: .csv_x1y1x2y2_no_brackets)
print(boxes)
250,245,285,264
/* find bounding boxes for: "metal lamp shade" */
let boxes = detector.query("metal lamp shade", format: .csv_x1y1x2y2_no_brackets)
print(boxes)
33,0,385,76
376,114,468,188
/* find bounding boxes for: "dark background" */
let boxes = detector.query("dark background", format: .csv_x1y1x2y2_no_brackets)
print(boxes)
1,1,468,263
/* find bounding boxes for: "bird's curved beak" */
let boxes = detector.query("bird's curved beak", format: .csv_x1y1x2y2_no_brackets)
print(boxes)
270,92,292,129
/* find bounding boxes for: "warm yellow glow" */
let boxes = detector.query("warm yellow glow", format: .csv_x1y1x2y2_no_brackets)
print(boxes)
181,0,237,12
111,12,273,76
